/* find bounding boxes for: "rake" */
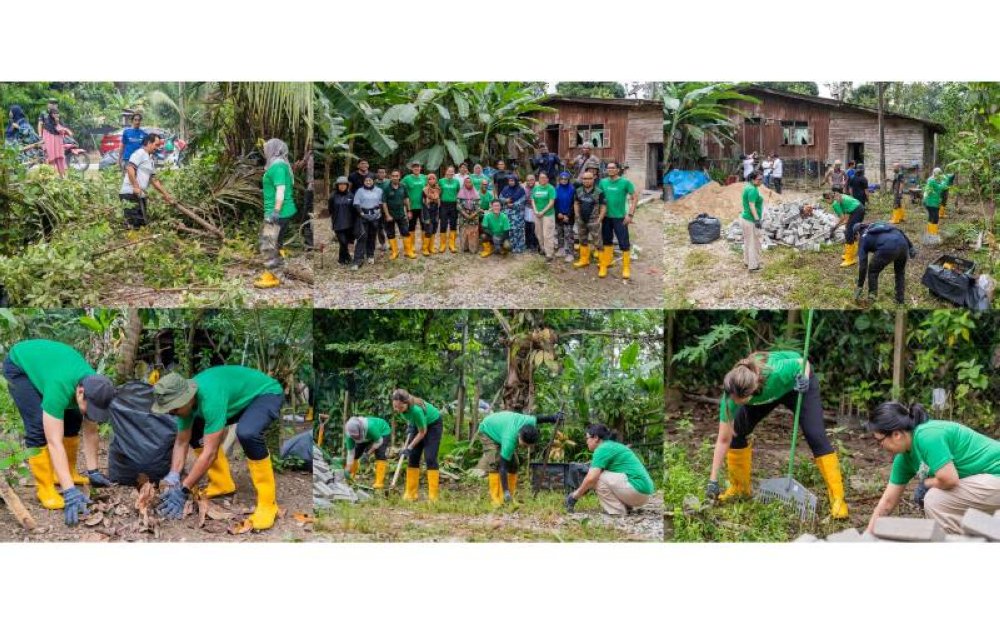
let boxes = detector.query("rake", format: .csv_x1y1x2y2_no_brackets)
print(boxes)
754,308,818,523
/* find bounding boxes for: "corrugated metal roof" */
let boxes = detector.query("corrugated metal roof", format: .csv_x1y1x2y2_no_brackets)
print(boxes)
541,95,663,110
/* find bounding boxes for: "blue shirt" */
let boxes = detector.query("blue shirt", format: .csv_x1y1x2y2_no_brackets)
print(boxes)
121,127,148,162
555,183,575,215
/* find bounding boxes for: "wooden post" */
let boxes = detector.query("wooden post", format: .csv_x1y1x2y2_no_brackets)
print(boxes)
471,381,481,442
456,314,468,439
785,309,801,339
892,309,906,400
877,82,886,185
0,479,37,530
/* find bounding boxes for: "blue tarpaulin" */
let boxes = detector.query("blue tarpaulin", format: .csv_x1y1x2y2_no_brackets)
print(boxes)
664,169,712,200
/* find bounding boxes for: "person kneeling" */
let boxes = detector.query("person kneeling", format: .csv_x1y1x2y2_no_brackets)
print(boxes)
480,199,511,258
566,424,655,516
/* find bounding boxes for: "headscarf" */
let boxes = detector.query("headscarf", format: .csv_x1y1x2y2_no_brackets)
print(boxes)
555,172,575,209
6,105,27,141
345,416,367,442
499,175,525,203
41,105,60,135
457,177,479,202
263,138,290,169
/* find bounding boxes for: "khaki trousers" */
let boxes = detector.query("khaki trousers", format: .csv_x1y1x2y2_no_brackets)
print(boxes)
595,471,650,516
536,214,556,258
741,218,762,270
924,473,1000,534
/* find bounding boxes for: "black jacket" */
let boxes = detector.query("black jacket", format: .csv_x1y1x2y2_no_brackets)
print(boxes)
329,190,356,232
849,174,869,205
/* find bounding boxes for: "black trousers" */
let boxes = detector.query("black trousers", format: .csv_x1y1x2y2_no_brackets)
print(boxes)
355,440,387,461
277,217,291,251
3,357,82,448
602,216,631,251
119,193,148,228
772,177,782,194
867,249,908,303
421,203,440,235
334,229,353,264
384,216,409,239
524,222,538,249
439,201,458,232
408,212,423,237
925,204,940,225
353,219,378,265
190,393,283,461
406,418,442,469
844,207,865,244
729,373,834,457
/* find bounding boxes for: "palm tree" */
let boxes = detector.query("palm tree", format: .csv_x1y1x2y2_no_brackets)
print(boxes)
662,82,758,168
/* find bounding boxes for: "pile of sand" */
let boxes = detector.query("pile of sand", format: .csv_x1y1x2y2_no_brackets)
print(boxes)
668,181,813,221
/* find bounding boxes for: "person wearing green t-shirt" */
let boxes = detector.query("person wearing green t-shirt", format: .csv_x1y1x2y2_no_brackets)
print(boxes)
566,424,655,515
391,388,443,502
740,172,765,272
381,169,415,260
3,339,116,524
866,402,1000,534
344,416,392,491
470,164,489,194
401,161,428,257
151,366,284,531
706,350,848,519
826,191,866,268
480,200,512,257
255,138,298,289
439,165,461,253
531,172,558,260
923,167,954,235
475,411,560,505
597,161,637,279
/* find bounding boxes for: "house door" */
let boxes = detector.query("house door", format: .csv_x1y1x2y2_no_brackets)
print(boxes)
545,124,561,155
847,142,864,166
647,142,664,190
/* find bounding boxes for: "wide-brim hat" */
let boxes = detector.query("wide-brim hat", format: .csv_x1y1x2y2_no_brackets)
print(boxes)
151,372,198,414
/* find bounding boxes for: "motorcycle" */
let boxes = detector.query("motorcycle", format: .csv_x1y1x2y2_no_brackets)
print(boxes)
17,136,89,172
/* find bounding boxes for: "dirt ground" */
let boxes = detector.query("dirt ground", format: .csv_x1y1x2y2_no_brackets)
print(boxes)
314,482,663,542
0,447,313,543
314,198,665,309
665,189,991,309
666,401,926,541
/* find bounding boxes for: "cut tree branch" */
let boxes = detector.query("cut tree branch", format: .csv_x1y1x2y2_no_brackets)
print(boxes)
91,234,163,259
0,479,37,530
174,202,225,239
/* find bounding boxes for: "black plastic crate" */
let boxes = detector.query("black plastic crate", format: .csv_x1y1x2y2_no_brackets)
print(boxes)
530,462,569,492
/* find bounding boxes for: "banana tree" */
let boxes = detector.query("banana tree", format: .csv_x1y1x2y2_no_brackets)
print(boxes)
663,82,758,168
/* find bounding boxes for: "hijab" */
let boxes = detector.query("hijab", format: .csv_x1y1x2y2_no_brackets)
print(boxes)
263,138,290,169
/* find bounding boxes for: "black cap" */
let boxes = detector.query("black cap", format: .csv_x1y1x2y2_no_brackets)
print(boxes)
80,375,115,423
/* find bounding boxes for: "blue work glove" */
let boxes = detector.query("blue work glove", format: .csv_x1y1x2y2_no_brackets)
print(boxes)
265,212,279,225
63,487,91,526
754,220,762,229
398,447,410,459
86,469,113,488
913,482,929,509
794,373,810,394
161,471,181,488
157,486,189,519
706,480,721,501
565,494,578,513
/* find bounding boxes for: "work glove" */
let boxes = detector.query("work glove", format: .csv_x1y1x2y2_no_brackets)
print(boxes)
86,469,113,488
62,487,91,527
157,486,189,519
908,246,917,260
161,471,181,488
754,220,762,229
793,373,810,394
564,494,578,513
503,490,512,503
706,480,720,501
913,481,929,509
398,447,410,459
265,212,279,225
854,287,864,301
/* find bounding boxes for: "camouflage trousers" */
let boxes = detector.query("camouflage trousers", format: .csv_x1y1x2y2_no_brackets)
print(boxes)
576,214,604,249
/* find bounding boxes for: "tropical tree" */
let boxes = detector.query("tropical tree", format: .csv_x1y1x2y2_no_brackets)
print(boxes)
662,82,758,168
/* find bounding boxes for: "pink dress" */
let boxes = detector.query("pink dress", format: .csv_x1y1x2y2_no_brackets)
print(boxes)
41,125,67,175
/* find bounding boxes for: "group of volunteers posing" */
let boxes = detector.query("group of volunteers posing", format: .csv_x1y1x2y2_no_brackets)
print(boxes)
342,389,655,515
327,144,640,280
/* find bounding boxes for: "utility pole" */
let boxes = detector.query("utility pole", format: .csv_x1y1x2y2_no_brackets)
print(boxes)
877,82,886,185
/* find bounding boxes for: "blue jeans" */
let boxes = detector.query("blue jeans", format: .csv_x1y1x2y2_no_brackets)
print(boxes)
189,393,283,460
3,357,83,448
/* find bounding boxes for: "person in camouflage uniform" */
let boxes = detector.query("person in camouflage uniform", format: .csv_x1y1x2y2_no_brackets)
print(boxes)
572,170,605,269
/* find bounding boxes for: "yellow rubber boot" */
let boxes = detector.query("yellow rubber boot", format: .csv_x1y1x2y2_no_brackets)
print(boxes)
373,460,387,490
480,241,493,258
421,235,431,256
839,242,858,267
598,247,611,278
621,250,632,280
194,448,237,498
928,222,939,236
349,459,360,480
889,208,903,224
487,472,503,506
26,447,64,509
573,244,591,268
939,205,946,220
403,467,420,501
389,238,399,260
246,456,279,531
719,446,753,501
63,436,89,486
508,473,518,499
448,231,458,253
815,453,850,519
427,469,440,502
253,271,281,289
404,235,417,259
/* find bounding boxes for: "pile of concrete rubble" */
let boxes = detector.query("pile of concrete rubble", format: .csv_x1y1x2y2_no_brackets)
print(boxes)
794,509,1000,543
726,201,845,250
313,445,370,509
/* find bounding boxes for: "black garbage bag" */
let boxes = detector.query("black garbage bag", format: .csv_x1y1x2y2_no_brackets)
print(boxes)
921,256,975,308
688,213,721,244
279,430,313,469
107,381,177,485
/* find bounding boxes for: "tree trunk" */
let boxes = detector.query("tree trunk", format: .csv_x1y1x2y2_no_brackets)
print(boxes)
456,313,468,439
892,309,906,400
177,82,187,140
878,82,886,185
117,308,142,382
471,381,481,442
784,309,801,339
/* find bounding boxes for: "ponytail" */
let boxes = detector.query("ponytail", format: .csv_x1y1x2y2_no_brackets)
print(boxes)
723,352,768,399
391,388,426,410
868,401,930,434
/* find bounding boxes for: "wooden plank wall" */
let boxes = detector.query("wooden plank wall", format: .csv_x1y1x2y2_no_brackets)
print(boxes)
625,108,664,190
534,103,630,167
828,111,931,182
703,97,831,161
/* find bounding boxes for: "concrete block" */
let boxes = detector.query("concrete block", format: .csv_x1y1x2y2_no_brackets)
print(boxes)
944,534,987,543
860,532,880,542
873,517,946,542
826,528,864,543
793,533,820,543
961,508,1000,541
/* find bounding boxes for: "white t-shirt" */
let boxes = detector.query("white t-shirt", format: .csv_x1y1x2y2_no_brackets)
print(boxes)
523,185,535,222
120,148,155,194
762,159,773,175
772,158,784,178
743,157,754,178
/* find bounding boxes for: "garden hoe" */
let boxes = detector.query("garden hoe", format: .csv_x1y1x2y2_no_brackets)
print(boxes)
754,308,818,523
389,435,413,492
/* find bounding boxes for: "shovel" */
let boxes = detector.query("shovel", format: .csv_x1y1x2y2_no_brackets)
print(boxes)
754,308,818,523
389,435,413,491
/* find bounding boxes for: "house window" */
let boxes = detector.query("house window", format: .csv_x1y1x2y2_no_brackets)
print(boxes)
575,124,610,149
745,116,763,126
781,121,813,146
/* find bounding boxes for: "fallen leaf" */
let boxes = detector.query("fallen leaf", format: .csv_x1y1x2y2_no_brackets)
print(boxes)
82,532,109,543
292,512,314,525
84,512,105,527
228,519,254,535
206,504,234,521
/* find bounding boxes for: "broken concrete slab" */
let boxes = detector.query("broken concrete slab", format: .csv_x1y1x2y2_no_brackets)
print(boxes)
873,517,946,542
860,532,880,542
793,533,820,543
961,508,1000,541
944,534,987,543
826,528,864,543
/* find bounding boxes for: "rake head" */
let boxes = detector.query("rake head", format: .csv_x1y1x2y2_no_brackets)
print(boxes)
755,476,818,523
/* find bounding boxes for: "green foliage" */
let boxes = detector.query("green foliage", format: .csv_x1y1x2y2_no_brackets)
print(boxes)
663,82,760,168
754,82,820,96
555,82,627,99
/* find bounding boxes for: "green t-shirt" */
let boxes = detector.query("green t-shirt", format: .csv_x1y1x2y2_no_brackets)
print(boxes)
478,190,495,212
831,195,862,216
923,176,952,208
178,366,283,435
598,176,635,219
470,174,489,191
591,440,655,495
889,421,1000,485
345,417,392,451
481,211,511,237
531,183,557,217
262,161,297,219
399,401,441,429
382,183,408,219
479,411,537,461
439,177,460,202
376,179,391,194
9,339,95,420
719,351,805,422
741,183,763,221
402,173,427,211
